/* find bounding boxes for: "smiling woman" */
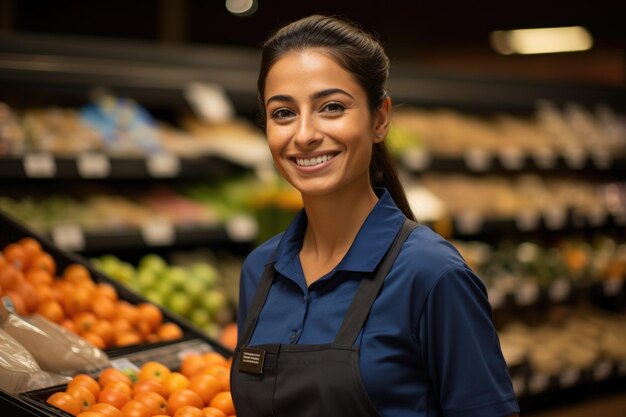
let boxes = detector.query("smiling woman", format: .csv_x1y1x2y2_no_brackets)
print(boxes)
231,14,520,417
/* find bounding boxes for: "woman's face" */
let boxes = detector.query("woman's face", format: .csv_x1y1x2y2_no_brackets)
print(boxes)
263,49,388,199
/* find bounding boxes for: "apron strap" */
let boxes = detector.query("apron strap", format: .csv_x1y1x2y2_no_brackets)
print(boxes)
236,262,276,349
334,218,418,346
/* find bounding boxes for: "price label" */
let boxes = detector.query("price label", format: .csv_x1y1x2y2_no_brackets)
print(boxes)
226,214,258,242
544,208,567,230
402,148,431,171
515,211,540,231
499,148,524,170
548,278,570,302
528,373,549,394
532,149,556,169
558,368,580,388
488,286,506,309
146,153,180,177
24,153,56,177
51,224,85,251
514,280,539,306
602,279,623,297
464,149,492,171
455,212,483,235
141,220,175,246
77,153,110,178
592,361,613,381
110,358,140,372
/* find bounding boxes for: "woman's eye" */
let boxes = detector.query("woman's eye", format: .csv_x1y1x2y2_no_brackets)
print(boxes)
271,109,294,120
323,102,345,113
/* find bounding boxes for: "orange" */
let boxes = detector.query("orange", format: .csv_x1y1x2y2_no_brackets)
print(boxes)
74,311,99,334
67,384,97,411
29,252,56,275
95,282,119,302
138,361,171,383
88,403,121,417
92,296,117,320
132,379,169,399
115,301,140,326
202,407,227,417
18,237,43,264
77,411,106,417
200,366,230,391
13,279,38,313
24,268,53,287
3,242,27,270
37,299,65,323
98,388,131,410
188,373,221,405
218,323,238,351
168,389,204,415
5,290,27,315
82,332,106,350
68,374,101,399
174,405,205,417
180,354,207,379
92,320,115,347
111,317,133,334
103,381,133,396
162,372,190,396
98,368,133,389
33,281,55,303
62,286,92,316
137,302,163,331
208,392,235,416
119,400,150,417
133,391,169,415
47,391,82,416
156,322,183,341
114,331,142,347
64,263,92,284
0,264,21,289
201,352,228,368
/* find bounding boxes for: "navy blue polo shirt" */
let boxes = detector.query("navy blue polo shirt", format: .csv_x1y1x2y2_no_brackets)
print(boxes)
238,188,519,417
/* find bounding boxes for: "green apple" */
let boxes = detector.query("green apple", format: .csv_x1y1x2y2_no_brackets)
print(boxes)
190,262,219,288
153,278,175,296
166,290,193,317
162,266,187,289
202,322,222,339
189,308,211,328
181,276,206,296
138,253,168,274
199,289,228,316
116,261,136,284
144,289,165,306
136,268,158,290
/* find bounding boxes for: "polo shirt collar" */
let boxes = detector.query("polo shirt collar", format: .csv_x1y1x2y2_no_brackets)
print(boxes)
271,188,406,280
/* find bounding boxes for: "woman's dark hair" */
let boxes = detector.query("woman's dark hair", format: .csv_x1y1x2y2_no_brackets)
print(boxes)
257,14,416,221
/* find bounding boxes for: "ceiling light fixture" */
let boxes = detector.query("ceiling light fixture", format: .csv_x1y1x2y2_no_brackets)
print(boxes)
490,26,593,55
225,0,258,16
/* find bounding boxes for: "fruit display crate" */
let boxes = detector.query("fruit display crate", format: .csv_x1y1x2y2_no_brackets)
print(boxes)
18,337,223,417
0,209,233,415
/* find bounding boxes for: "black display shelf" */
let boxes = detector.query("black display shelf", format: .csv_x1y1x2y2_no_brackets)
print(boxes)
0,154,248,181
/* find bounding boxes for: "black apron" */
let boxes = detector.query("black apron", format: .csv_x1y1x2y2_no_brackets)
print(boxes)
231,219,418,417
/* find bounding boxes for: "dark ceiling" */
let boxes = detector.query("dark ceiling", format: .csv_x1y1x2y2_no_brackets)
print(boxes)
8,0,625,57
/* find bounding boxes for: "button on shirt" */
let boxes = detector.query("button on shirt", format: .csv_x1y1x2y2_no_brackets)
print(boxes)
238,189,520,417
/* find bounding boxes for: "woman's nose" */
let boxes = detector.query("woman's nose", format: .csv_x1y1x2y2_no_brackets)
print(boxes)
293,115,322,148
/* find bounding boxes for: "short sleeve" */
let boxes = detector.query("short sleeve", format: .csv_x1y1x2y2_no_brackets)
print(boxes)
418,267,520,417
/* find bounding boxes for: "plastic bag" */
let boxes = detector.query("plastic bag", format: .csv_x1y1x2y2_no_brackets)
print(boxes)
0,297,110,375
0,328,70,394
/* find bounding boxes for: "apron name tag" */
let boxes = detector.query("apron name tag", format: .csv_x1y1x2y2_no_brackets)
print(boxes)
239,347,266,374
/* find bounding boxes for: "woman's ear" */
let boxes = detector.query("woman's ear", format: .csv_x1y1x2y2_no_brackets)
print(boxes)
373,97,392,143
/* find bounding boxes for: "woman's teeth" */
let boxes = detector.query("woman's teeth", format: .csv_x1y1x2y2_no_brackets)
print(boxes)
296,154,334,167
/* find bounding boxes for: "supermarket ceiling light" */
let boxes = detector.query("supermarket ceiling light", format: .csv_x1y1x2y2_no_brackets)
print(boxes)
225,0,258,16
490,26,593,55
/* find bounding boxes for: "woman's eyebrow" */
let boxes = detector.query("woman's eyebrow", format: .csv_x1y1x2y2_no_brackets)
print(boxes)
266,88,355,107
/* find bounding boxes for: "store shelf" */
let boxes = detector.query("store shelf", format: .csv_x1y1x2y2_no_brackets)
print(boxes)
0,154,247,180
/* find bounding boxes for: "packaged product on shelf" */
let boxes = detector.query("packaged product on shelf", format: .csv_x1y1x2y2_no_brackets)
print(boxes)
0,297,110,375
0,327,70,395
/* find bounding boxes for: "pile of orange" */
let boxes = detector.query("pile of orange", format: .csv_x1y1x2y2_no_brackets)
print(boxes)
0,237,183,349
47,351,235,417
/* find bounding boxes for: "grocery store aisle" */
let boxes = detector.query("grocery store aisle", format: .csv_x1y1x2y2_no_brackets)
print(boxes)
524,392,626,416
